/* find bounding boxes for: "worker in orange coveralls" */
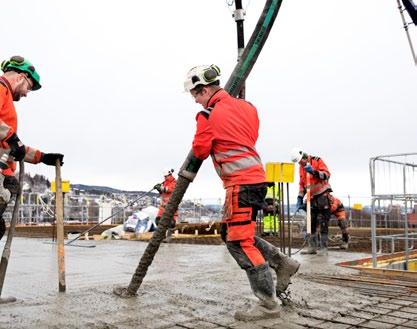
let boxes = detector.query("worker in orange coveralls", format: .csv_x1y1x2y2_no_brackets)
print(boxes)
0,55,64,240
183,64,300,321
154,169,178,240
291,148,332,255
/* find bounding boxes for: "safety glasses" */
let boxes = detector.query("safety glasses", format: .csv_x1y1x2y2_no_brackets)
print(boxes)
21,74,33,91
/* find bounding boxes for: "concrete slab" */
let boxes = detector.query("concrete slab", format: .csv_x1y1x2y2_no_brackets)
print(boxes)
0,238,378,328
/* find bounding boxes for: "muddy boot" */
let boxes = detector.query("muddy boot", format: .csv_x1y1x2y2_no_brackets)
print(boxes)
317,233,328,256
253,237,300,295
340,233,349,250
301,234,317,255
234,263,280,321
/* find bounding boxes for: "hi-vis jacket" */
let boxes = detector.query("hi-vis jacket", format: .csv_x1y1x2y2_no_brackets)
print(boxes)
298,155,332,199
0,77,42,175
192,89,265,188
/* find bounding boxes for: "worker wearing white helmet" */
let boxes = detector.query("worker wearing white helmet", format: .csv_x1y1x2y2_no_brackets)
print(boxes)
291,147,332,255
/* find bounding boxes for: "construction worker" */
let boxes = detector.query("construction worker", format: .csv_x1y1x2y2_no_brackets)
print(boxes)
154,169,177,240
291,148,332,255
183,65,300,321
329,194,350,249
263,184,279,235
0,55,64,240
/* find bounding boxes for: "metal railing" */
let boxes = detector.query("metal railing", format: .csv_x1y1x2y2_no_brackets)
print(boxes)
370,152,417,268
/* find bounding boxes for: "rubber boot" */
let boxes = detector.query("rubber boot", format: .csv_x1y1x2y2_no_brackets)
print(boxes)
301,233,317,255
234,263,280,321
254,237,300,295
340,233,349,250
317,233,328,256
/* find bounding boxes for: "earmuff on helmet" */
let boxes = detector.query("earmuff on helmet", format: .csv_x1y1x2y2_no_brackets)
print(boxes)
184,64,221,92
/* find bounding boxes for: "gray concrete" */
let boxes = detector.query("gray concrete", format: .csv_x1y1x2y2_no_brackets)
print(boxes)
0,238,373,329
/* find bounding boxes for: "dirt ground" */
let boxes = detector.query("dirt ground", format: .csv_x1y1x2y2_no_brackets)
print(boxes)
0,238,401,328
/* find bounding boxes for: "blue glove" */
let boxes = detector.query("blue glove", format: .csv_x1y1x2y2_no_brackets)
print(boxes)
304,164,314,175
296,196,304,210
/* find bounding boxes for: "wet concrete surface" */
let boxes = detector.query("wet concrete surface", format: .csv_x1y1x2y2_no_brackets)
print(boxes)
0,238,380,328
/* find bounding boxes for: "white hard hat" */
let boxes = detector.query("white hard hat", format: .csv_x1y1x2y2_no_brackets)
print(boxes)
290,147,307,163
163,168,174,176
183,64,221,92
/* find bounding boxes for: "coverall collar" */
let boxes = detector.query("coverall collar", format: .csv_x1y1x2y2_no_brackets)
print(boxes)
0,76,13,93
206,88,227,109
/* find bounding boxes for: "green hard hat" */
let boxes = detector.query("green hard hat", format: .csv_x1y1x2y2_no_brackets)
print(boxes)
1,55,41,90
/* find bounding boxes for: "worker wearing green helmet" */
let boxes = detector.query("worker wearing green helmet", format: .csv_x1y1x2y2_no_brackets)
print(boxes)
0,55,64,241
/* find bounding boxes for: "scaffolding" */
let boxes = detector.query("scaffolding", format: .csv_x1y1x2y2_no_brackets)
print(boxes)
370,152,417,268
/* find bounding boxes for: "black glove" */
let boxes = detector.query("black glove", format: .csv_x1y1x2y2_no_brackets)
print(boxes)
153,183,162,193
6,133,26,161
41,153,64,166
3,175,20,194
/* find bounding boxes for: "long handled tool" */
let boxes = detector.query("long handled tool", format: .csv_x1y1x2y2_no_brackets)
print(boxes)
55,160,66,292
114,0,284,298
306,170,312,236
0,161,23,304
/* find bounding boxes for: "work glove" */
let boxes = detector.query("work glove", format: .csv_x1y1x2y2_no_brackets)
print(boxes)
6,133,26,161
153,183,162,193
296,196,304,210
41,153,64,166
4,175,20,194
304,164,315,175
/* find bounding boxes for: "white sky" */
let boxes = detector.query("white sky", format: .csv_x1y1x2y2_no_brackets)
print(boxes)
1,0,416,205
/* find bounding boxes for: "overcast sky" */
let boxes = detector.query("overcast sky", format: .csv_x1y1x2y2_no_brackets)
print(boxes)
1,0,416,205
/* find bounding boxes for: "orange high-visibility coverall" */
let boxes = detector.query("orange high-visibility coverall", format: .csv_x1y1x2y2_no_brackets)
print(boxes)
192,89,266,268
157,174,178,222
